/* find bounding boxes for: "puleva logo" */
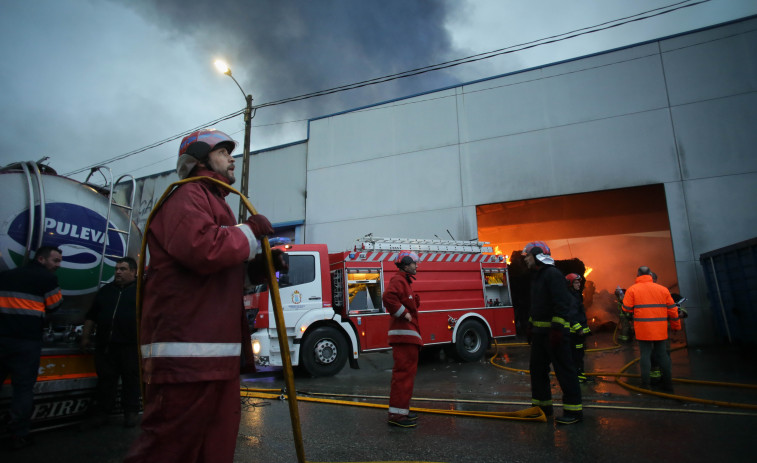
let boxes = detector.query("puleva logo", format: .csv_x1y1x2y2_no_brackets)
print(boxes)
2,202,126,295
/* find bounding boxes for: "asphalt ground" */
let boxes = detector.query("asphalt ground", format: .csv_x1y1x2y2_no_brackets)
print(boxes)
3,332,757,463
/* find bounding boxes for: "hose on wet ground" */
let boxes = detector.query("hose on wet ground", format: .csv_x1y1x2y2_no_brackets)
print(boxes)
490,338,757,411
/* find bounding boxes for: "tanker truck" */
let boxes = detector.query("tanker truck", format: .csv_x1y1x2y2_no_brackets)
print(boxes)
0,159,142,433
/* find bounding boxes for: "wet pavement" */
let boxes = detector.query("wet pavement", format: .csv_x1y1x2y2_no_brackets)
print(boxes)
3,332,757,463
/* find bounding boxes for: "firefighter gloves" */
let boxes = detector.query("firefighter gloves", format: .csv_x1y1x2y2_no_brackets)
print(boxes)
245,214,274,237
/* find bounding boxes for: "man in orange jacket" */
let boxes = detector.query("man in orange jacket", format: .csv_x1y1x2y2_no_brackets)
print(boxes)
622,266,681,392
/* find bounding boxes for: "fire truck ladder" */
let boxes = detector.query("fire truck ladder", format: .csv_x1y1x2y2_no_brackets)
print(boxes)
354,235,493,254
85,166,137,288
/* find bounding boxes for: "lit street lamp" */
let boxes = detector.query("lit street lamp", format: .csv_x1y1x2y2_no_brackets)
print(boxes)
214,59,253,221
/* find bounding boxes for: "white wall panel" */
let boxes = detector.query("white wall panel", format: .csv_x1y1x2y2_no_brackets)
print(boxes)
306,145,462,224
247,142,307,224
662,21,757,105
682,172,757,256
458,54,668,144
305,207,471,252
307,89,458,171
671,93,757,180
460,109,679,206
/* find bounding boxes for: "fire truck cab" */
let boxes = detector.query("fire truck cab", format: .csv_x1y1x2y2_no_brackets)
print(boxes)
246,236,516,377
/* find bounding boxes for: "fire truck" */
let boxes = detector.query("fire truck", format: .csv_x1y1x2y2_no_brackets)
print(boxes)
0,160,140,433
246,236,516,376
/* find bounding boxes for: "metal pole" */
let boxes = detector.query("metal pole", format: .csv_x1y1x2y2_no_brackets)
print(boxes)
238,93,252,221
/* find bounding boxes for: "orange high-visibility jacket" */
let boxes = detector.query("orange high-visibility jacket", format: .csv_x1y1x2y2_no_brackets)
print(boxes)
622,275,680,341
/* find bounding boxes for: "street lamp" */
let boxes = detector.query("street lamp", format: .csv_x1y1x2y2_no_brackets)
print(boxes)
214,59,253,221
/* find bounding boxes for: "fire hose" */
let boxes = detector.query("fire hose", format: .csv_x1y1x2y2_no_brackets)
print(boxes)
490,339,757,411
135,177,306,463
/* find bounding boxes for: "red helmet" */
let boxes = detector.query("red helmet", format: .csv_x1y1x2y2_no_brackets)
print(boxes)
566,273,581,284
179,129,237,160
395,250,419,268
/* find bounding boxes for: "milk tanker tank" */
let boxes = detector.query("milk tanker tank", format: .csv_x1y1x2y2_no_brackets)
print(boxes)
0,159,142,432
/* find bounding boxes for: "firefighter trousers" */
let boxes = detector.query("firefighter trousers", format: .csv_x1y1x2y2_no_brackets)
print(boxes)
639,340,672,389
529,331,582,416
388,343,420,416
570,333,586,376
124,377,241,463
0,337,41,437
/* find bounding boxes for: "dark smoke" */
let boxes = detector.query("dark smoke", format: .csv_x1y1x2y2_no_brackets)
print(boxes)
115,0,462,120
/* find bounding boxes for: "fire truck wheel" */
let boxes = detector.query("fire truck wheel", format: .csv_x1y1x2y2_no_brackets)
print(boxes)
453,319,488,362
300,326,348,377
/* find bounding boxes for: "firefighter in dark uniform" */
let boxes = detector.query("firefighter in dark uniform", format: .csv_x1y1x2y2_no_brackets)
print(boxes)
565,273,591,383
522,241,583,425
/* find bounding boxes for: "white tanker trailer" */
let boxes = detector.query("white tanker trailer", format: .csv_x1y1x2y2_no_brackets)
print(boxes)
0,159,142,432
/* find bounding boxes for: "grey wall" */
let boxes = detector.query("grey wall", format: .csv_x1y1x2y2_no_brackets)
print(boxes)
299,17,757,345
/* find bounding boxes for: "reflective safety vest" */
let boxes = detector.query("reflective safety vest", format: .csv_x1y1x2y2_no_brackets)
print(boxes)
0,261,63,340
622,275,680,341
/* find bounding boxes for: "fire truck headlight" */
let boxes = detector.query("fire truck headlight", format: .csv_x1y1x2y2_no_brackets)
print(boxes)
252,340,261,355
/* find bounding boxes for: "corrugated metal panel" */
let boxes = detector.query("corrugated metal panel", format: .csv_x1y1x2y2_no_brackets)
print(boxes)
700,237,757,346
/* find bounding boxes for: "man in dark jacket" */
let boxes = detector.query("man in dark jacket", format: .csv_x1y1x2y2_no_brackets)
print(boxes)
0,245,63,449
81,256,140,428
565,273,591,383
522,241,583,425
125,129,284,463
382,250,422,428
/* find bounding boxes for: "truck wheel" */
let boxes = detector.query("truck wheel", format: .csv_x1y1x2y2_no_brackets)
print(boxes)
300,326,348,377
453,319,488,362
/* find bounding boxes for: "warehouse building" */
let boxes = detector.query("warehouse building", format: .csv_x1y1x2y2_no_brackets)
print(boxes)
131,16,757,345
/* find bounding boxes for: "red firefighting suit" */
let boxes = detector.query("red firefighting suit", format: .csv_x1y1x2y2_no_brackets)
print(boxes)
622,274,681,389
125,168,258,463
382,270,422,419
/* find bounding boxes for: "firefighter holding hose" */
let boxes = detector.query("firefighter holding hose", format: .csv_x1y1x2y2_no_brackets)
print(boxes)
125,129,285,463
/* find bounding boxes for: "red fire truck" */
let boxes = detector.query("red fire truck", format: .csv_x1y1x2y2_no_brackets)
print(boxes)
245,236,515,376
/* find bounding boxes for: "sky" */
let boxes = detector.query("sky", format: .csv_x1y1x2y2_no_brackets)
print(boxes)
1,0,755,183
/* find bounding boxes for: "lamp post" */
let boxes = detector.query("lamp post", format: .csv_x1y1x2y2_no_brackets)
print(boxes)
214,60,253,222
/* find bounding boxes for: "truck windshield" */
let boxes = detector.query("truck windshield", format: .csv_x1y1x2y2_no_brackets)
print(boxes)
278,254,315,288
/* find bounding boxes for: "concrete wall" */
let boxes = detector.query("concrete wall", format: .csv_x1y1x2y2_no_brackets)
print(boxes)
298,17,757,345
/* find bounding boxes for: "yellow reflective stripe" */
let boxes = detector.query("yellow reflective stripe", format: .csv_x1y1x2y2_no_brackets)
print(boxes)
531,399,553,406
563,404,583,412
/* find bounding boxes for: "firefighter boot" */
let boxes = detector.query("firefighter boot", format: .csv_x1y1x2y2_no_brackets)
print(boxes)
388,413,417,428
555,413,583,425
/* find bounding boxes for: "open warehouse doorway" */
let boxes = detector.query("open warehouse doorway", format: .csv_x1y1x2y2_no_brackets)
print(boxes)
476,184,679,331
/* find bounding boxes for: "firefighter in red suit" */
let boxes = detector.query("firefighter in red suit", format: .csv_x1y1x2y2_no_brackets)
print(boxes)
382,250,422,428
125,129,284,463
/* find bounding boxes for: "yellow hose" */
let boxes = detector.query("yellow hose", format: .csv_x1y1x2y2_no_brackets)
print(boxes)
490,339,757,410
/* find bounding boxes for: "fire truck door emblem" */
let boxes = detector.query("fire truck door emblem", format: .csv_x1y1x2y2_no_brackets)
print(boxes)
292,290,302,304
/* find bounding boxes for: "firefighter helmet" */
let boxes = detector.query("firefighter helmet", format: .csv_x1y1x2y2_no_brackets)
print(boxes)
177,129,237,179
179,129,237,160
566,273,582,283
395,250,420,268
521,241,553,265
